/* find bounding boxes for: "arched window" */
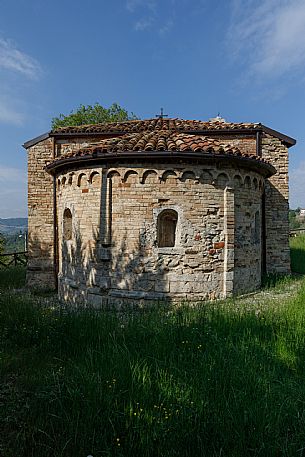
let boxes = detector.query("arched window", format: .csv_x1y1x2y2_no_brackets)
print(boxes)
157,209,178,247
63,208,72,241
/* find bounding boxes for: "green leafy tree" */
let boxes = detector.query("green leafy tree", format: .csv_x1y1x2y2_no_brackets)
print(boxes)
289,210,301,230
52,102,138,129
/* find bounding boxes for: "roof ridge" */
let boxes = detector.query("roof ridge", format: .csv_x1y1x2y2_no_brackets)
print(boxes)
51,117,261,135
23,119,296,149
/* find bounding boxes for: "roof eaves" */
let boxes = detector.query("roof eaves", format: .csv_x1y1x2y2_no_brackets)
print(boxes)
23,131,51,149
260,125,296,147
49,131,127,138
45,150,276,179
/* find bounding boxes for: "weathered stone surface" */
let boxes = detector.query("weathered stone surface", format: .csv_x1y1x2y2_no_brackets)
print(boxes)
25,128,292,305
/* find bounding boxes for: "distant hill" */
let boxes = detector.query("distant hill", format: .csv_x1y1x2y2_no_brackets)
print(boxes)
0,218,28,234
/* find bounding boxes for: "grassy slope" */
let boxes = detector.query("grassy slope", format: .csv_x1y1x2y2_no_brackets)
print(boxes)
0,242,305,456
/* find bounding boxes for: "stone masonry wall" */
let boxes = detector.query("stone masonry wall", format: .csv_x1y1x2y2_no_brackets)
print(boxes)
234,175,264,293
27,129,289,300
207,135,256,157
27,138,56,288
261,134,290,273
56,162,264,306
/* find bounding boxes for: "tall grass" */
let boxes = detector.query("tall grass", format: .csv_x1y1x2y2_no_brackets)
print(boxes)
0,265,26,289
290,234,305,273
1,247,305,456
1,282,305,456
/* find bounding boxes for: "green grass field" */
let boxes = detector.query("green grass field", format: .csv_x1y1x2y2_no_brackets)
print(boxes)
290,234,305,273
0,241,305,457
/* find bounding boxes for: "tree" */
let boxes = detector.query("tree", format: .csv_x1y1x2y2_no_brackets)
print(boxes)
289,209,301,230
51,102,138,129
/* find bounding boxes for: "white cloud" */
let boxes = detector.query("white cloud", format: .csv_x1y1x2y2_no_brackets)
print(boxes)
126,0,156,12
0,99,24,125
0,165,27,218
228,0,305,79
0,38,42,80
159,19,174,35
0,37,43,125
289,160,305,208
134,17,153,31
127,0,172,32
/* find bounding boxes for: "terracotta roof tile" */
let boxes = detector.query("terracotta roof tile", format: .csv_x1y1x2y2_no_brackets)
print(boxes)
47,130,276,177
52,118,260,135
62,131,247,158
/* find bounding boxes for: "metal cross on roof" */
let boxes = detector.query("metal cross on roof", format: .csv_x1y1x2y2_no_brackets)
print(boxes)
156,108,168,119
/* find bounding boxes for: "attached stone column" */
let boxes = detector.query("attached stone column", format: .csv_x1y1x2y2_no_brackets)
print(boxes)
223,186,235,297
100,169,112,246
98,170,112,268
26,138,56,289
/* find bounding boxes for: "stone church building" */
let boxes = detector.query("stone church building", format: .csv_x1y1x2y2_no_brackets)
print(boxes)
24,117,296,305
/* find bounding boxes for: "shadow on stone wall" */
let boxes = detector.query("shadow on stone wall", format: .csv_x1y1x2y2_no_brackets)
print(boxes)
26,232,56,289
264,182,290,273
61,223,170,307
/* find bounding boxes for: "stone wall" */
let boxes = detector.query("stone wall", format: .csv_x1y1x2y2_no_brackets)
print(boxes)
208,135,257,157
26,128,290,301
234,175,264,293
55,162,264,306
27,138,56,288
261,134,290,273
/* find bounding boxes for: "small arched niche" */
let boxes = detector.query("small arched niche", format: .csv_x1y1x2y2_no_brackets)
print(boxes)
161,170,177,185
216,172,229,189
142,170,158,184
123,170,138,184
89,171,101,188
244,176,251,189
157,209,178,248
77,173,86,188
63,208,72,241
181,170,196,183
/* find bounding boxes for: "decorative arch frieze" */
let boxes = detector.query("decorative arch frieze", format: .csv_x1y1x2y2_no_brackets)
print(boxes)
123,169,139,183
89,171,101,187
233,174,242,188
216,172,230,189
107,169,122,179
141,169,159,184
200,169,214,185
180,170,197,183
68,173,74,186
244,176,252,189
161,170,177,182
77,173,87,188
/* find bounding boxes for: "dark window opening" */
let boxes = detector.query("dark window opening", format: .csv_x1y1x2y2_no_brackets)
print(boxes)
157,209,178,247
63,208,72,241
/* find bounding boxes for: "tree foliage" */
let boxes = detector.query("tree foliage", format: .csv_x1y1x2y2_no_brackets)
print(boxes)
51,102,138,129
0,233,5,256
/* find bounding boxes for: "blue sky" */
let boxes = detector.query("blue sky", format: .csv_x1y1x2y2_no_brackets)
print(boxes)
0,0,305,217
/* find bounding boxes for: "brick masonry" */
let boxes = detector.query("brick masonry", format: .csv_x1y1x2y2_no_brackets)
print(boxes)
55,162,264,305
27,138,55,288
25,126,293,304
